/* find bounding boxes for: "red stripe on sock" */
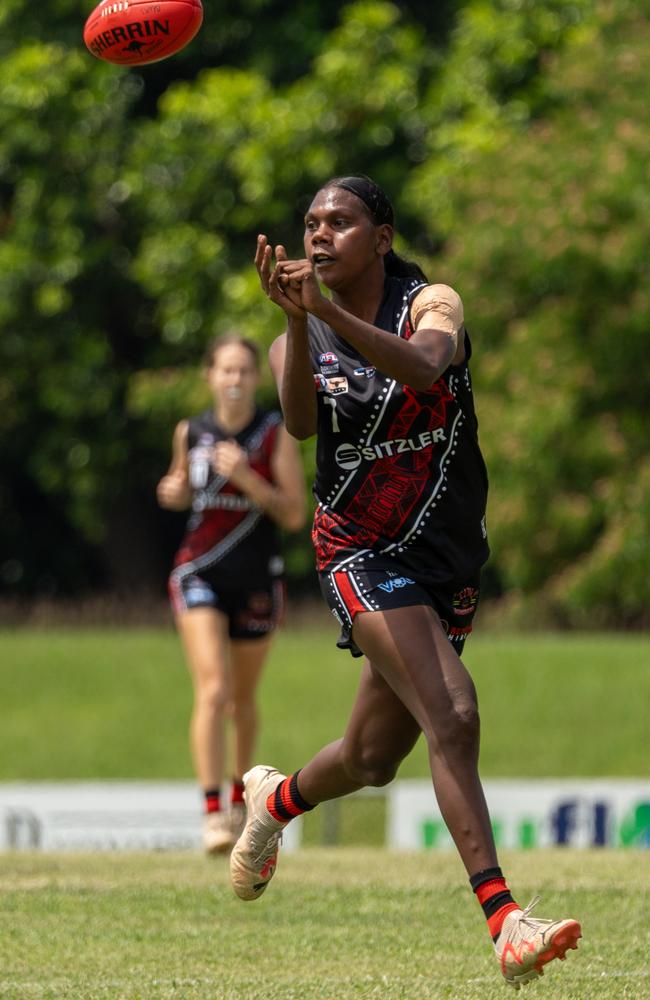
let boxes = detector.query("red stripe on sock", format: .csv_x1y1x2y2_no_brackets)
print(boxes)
476,877,507,906
280,778,305,817
266,792,285,822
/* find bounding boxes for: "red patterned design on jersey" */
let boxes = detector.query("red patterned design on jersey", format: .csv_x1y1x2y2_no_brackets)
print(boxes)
311,507,347,570
337,380,454,558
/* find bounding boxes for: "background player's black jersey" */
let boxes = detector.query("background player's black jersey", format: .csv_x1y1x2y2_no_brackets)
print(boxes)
173,407,283,583
307,275,489,584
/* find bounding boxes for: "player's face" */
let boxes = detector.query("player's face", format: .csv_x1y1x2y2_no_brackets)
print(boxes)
303,188,392,290
206,343,259,406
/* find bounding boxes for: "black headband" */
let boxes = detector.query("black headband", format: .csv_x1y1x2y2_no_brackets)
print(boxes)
327,176,395,227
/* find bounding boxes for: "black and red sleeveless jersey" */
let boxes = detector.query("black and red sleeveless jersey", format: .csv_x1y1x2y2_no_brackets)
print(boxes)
308,274,489,583
173,407,283,580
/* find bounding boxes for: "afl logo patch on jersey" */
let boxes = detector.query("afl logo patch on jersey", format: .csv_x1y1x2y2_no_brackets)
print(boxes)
335,443,361,470
318,352,339,375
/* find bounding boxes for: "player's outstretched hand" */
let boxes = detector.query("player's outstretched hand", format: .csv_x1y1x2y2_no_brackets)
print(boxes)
255,236,305,319
212,440,250,487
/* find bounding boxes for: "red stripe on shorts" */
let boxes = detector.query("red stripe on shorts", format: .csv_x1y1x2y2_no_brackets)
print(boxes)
334,571,367,618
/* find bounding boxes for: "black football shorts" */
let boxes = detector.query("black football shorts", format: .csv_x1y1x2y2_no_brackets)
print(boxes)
169,570,285,640
319,556,480,658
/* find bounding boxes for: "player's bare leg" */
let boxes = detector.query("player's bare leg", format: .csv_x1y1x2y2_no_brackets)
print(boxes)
177,607,233,853
229,636,272,840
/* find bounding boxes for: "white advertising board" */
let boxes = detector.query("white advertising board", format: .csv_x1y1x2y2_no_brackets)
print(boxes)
388,779,650,850
0,782,301,852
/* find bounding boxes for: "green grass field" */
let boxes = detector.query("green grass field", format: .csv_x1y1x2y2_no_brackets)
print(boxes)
1,627,649,782
1,626,648,846
1,848,648,999
0,628,649,996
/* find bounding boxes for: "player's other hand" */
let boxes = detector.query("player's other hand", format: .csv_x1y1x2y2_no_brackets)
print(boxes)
156,471,191,510
213,440,250,486
273,257,327,316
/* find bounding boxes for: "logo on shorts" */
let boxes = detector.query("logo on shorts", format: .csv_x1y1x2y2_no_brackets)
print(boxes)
185,576,216,608
452,587,479,616
318,352,339,375
248,592,272,614
237,612,272,634
377,576,415,594
449,625,473,641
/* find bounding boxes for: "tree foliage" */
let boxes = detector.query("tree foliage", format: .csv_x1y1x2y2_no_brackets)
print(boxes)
436,2,649,624
0,0,647,622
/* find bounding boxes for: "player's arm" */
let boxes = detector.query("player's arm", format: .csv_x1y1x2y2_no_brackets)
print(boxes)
268,329,317,440
408,283,466,369
314,284,464,390
269,426,307,532
276,254,465,389
156,420,192,511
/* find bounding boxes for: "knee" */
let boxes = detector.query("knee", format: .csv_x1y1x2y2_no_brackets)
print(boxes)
195,679,230,715
230,694,257,721
341,744,400,788
432,699,480,753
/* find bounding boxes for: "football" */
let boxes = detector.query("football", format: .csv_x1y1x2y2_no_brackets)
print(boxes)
84,0,203,66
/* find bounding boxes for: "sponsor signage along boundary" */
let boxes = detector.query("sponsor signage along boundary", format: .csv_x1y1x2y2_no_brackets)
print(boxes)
0,782,302,852
388,779,650,850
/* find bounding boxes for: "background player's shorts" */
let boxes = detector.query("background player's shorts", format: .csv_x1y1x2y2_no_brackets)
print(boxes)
319,557,480,658
169,570,285,640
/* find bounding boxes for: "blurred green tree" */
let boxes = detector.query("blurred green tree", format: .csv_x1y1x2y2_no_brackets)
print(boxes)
3,0,646,626
431,2,650,625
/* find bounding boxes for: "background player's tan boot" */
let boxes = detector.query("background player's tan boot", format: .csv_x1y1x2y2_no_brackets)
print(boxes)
228,801,246,841
202,811,236,854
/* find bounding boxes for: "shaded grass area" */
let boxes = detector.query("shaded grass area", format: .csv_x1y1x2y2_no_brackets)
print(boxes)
0,628,648,781
0,849,648,999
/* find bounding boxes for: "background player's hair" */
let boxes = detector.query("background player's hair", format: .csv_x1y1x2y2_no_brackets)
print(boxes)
203,333,261,370
322,175,428,282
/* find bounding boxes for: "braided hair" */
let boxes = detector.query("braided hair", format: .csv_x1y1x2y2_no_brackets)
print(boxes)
321,175,428,282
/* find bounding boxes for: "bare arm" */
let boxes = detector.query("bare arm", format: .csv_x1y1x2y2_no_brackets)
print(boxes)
213,427,307,531
156,420,192,511
277,261,466,391
269,426,307,532
268,328,317,440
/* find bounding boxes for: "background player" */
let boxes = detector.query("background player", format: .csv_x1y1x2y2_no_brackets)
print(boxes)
157,333,306,853
229,177,581,988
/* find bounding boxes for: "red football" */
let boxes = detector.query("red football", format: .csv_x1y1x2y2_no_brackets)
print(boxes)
84,0,203,66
